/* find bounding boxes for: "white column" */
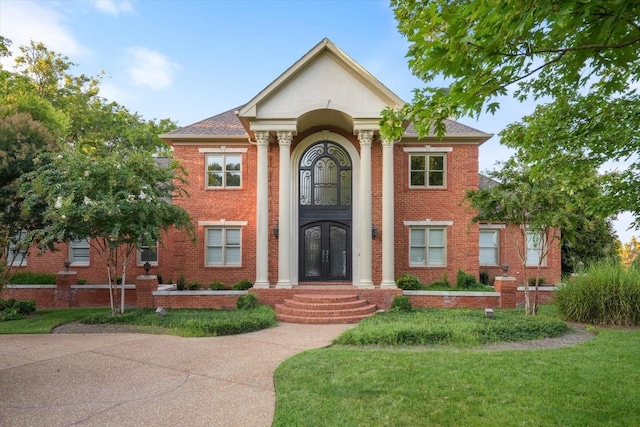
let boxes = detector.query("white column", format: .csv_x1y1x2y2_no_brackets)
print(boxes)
380,138,397,288
276,131,293,288
253,131,270,288
357,130,374,288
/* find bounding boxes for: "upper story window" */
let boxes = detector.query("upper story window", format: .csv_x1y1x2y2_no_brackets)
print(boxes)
206,154,241,188
409,153,446,188
8,231,27,267
69,238,90,265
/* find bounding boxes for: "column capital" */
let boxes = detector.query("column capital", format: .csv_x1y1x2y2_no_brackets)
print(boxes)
277,131,293,146
357,130,375,146
255,131,270,146
381,138,395,146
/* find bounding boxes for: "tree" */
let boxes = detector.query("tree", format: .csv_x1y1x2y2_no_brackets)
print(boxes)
381,0,640,139
22,147,194,314
465,154,597,315
0,113,59,291
562,215,620,275
619,236,640,267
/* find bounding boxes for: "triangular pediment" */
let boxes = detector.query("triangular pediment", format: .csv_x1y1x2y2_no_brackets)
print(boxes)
238,38,404,131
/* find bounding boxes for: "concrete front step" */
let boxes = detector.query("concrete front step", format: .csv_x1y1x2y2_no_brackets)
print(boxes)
275,293,377,324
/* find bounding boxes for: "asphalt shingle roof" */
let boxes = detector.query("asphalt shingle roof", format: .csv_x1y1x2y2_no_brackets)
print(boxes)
164,108,246,136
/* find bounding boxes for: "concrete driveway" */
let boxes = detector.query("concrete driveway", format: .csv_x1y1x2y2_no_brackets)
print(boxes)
0,323,353,426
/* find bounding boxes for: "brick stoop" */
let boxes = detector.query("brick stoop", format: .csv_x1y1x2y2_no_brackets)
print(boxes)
275,294,377,324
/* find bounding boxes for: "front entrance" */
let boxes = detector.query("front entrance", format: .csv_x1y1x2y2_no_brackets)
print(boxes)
298,140,352,281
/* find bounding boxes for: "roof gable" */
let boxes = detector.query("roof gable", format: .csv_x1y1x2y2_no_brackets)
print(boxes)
238,38,404,123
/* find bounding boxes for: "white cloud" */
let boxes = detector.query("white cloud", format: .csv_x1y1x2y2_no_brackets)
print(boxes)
126,47,179,90
92,0,134,16
0,0,89,64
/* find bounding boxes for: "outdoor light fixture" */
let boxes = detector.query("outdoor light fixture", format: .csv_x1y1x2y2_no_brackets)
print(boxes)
485,308,494,318
502,263,509,277
273,223,279,239
371,223,378,239
143,261,151,275
64,259,71,272
155,307,166,317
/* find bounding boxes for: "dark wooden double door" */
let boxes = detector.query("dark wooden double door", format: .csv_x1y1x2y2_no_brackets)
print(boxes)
298,140,352,282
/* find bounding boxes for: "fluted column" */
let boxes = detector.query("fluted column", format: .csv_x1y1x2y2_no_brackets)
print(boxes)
380,138,397,288
357,130,374,288
276,131,293,288
254,131,270,288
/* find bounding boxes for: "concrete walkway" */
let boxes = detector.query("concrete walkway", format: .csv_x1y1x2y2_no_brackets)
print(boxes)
0,323,353,426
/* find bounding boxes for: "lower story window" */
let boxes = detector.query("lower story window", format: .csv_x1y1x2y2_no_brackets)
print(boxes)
206,227,241,266
8,231,27,266
410,227,446,266
526,231,547,266
69,238,90,265
479,230,499,266
138,239,158,266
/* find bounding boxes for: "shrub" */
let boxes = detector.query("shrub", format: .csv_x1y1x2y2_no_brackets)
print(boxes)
479,270,490,286
188,281,201,290
209,281,225,290
232,279,253,290
391,295,412,312
528,276,546,286
176,273,186,291
556,260,640,326
396,273,422,290
77,279,87,285
9,272,56,285
0,298,36,321
456,269,479,289
237,293,259,310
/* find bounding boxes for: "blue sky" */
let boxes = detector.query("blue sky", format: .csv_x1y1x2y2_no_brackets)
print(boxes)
0,0,635,242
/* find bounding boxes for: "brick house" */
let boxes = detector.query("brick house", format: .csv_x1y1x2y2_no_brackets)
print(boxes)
16,38,561,289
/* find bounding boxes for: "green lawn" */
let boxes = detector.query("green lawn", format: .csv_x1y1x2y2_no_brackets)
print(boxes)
274,314,640,426
0,308,107,334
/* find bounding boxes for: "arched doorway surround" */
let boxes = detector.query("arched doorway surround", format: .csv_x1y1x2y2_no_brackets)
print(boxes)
290,131,361,284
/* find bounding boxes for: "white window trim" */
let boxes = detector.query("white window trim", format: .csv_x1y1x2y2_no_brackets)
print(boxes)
479,223,506,230
137,239,159,266
205,152,243,190
408,226,448,267
479,229,500,266
198,147,248,153
402,146,454,153
205,226,243,267
69,238,90,266
404,220,454,227
408,153,447,189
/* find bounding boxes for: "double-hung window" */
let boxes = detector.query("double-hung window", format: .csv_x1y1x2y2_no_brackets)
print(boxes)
526,231,547,266
8,231,27,266
69,239,90,265
409,227,446,266
206,227,241,266
479,230,499,266
206,154,241,188
409,154,446,188
138,238,158,266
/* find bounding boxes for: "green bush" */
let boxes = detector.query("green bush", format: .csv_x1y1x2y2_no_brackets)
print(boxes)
556,260,640,326
479,270,490,286
0,298,36,321
396,273,423,290
9,272,57,284
237,293,259,310
176,273,186,291
456,269,479,289
232,279,253,290
188,281,201,290
391,295,412,312
528,276,546,286
209,281,225,290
